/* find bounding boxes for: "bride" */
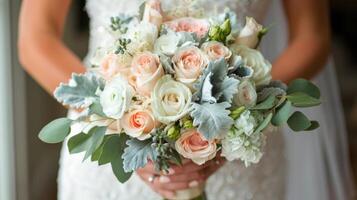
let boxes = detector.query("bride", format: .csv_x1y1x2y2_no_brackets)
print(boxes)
18,0,355,199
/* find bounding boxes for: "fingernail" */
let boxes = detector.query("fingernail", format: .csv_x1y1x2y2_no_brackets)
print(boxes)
189,180,199,188
159,176,170,183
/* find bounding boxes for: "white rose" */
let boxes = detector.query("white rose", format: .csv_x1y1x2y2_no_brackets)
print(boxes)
233,80,257,108
235,17,263,49
231,44,272,86
151,75,192,124
100,76,134,119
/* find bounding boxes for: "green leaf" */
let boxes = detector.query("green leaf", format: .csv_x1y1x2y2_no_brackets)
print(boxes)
252,94,276,110
68,133,90,154
54,73,104,108
287,79,320,99
99,134,129,165
254,112,273,134
83,126,106,160
287,92,321,107
271,101,292,126
38,118,72,144
257,87,286,102
190,102,233,140
306,121,320,131
111,154,133,183
138,1,146,21
122,139,158,173
287,111,312,131
67,126,107,161
89,101,106,117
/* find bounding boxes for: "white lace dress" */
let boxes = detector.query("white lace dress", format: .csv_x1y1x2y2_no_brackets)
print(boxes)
58,1,286,199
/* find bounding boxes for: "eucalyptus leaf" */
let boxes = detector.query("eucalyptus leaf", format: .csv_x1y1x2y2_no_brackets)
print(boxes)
287,79,320,99
111,154,133,183
122,139,158,172
287,92,321,107
252,94,276,110
68,133,91,154
254,112,273,134
83,126,107,160
38,118,72,144
271,101,292,126
287,111,312,132
257,87,286,102
190,102,233,140
306,121,320,131
99,134,129,165
67,126,107,161
89,101,106,117
54,73,104,108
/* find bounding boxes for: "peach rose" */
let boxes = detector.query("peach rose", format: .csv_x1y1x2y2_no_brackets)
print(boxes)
172,46,208,84
175,129,217,165
99,54,131,80
201,41,232,61
130,52,164,96
164,18,210,38
121,109,157,140
143,0,163,28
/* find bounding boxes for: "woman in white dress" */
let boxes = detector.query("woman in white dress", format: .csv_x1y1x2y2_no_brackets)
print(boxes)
18,0,355,199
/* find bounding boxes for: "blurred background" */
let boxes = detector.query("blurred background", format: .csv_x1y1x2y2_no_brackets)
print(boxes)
0,0,356,199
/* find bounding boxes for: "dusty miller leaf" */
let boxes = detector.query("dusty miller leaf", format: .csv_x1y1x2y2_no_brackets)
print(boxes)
122,139,158,172
216,77,239,103
190,102,233,140
54,73,105,108
193,58,229,103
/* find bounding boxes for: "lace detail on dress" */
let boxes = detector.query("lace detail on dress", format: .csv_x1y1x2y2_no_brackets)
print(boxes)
58,1,285,199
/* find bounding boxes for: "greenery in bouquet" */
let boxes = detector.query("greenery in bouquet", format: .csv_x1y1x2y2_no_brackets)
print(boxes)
38,0,322,187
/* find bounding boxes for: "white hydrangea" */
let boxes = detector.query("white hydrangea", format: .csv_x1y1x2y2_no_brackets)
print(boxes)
221,110,265,166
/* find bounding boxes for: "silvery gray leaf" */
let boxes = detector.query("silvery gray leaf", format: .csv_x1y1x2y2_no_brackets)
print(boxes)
122,139,158,172
190,102,234,140
159,54,175,74
54,72,105,108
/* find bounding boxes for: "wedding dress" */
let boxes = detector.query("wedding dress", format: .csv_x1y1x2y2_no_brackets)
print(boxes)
57,0,355,200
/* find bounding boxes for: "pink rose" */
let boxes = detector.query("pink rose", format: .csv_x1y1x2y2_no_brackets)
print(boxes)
172,46,208,84
143,0,163,28
130,52,164,96
201,41,232,61
99,54,131,80
175,129,217,165
164,18,210,38
121,109,158,140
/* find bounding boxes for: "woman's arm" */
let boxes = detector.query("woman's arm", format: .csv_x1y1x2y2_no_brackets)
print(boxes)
18,0,86,94
272,0,331,83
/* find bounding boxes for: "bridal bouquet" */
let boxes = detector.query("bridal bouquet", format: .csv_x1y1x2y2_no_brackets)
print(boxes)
39,1,321,199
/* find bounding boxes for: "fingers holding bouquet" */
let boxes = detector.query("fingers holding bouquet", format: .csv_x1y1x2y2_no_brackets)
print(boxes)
137,156,226,199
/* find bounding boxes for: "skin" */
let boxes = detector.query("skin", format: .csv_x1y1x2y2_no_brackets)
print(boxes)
18,0,331,198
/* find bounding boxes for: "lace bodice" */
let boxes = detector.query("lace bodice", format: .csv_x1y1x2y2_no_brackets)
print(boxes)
58,1,286,200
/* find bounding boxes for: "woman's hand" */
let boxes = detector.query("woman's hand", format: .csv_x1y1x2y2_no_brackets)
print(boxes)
136,156,226,199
